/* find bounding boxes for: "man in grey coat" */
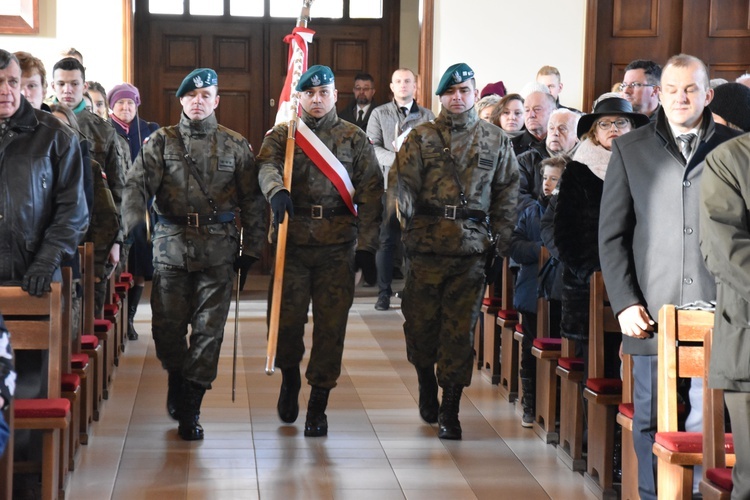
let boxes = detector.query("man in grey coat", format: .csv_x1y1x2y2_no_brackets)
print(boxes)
700,132,750,500
367,68,435,310
599,53,740,500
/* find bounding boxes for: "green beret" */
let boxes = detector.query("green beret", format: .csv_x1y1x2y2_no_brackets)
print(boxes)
296,65,335,91
176,68,218,97
435,63,475,96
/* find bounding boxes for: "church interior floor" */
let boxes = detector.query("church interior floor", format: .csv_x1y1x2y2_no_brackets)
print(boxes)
65,280,598,500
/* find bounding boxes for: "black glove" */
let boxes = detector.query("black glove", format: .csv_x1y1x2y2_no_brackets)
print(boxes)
233,254,257,291
355,250,377,286
21,258,58,297
484,250,502,285
270,190,294,229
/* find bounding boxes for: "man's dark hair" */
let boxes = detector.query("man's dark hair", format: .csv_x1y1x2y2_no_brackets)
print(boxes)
53,57,86,81
624,59,662,86
0,49,20,70
354,73,374,83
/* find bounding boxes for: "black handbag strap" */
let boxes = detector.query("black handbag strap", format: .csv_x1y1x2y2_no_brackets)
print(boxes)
174,131,219,214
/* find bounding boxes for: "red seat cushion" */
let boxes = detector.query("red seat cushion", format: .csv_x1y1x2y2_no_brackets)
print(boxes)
71,353,89,369
706,467,733,492
655,432,734,454
81,334,99,349
94,319,113,333
532,338,562,350
514,323,524,334
586,377,622,394
496,309,518,321
119,272,133,283
61,373,81,392
618,402,635,419
115,283,129,294
558,357,584,371
104,303,119,317
482,297,502,307
15,398,71,419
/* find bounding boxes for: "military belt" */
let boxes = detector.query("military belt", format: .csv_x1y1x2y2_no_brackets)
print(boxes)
293,205,351,219
415,205,486,221
158,212,235,227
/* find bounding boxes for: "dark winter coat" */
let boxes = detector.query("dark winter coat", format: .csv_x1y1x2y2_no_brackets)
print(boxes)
510,196,548,313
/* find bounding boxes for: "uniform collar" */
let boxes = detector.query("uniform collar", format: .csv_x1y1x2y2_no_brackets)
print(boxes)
437,106,478,131
301,107,338,130
180,112,218,136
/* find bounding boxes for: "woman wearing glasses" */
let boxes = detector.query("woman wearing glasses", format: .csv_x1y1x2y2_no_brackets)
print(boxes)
542,93,649,383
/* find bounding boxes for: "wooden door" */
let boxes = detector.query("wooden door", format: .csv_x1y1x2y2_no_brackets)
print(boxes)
584,0,750,111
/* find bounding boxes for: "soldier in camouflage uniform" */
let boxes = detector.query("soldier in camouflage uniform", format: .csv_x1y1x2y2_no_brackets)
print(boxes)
52,57,130,313
395,63,519,440
122,68,265,441
257,65,383,437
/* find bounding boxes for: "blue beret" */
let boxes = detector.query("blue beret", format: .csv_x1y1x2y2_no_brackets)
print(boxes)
176,68,218,97
435,63,475,96
296,65,335,91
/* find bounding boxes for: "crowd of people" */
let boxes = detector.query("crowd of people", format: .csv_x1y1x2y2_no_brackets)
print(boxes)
2,44,750,499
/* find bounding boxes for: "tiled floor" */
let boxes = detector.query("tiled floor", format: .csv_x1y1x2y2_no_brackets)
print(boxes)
66,285,598,500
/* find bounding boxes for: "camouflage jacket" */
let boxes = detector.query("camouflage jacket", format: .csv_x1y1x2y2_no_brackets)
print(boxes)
77,109,129,214
395,106,519,256
121,113,265,272
87,158,120,279
257,108,383,252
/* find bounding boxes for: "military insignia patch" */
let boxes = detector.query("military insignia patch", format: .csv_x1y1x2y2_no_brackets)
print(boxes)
478,156,494,168
452,71,461,83
311,75,321,86
193,76,204,88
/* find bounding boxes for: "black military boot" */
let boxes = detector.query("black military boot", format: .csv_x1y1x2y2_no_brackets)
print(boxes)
304,386,330,437
277,366,301,423
127,285,143,341
438,385,463,440
166,371,183,420
520,377,535,428
415,365,439,424
178,380,206,441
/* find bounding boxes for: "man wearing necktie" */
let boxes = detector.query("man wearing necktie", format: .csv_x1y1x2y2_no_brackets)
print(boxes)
367,68,435,310
338,73,376,131
599,54,741,499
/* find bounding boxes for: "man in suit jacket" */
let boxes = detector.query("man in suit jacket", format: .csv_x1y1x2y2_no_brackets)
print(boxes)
338,73,376,131
599,53,741,500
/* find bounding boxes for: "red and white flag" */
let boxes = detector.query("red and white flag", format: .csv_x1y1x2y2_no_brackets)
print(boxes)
275,27,315,125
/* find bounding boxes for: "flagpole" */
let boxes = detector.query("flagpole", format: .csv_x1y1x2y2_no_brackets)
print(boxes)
266,0,314,375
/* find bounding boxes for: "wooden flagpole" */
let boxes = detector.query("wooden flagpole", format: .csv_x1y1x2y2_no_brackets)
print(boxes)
266,0,314,375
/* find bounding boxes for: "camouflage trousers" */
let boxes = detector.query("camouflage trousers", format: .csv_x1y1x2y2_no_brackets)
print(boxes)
402,253,485,387
269,242,355,389
151,263,235,387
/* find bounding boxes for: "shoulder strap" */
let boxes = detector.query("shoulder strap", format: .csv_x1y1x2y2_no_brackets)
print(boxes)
174,131,219,214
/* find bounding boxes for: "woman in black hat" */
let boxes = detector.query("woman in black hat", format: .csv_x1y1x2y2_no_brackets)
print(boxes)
543,93,649,382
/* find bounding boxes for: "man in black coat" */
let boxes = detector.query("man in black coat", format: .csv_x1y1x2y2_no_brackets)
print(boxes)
338,73,376,131
599,53,741,500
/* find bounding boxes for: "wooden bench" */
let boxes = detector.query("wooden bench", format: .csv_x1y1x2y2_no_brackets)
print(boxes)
652,305,729,500
699,328,735,500
616,353,639,500
497,257,519,400
482,258,516,386
0,282,70,500
79,243,104,422
556,337,585,471
582,271,622,500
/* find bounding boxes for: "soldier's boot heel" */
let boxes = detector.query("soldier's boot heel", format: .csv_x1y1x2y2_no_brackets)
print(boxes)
178,380,206,441
438,385,463,440
277,366,301,423
304,386,330,437
415,365,439,424
127,285,143,341
166,371,183,420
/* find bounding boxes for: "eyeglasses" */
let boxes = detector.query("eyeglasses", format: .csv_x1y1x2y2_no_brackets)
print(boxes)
618,82,655,91
354,86,373,92
596,118,631,130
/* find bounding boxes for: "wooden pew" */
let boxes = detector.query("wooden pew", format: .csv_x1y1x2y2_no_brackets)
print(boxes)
652,305,730,499
497,256,519,400
700,328,735,499
483,258,517,385
59,267,80,493
616,354,639,499
582,272,622,499
0,283,70,500
556,337,585,471
79,243,104,422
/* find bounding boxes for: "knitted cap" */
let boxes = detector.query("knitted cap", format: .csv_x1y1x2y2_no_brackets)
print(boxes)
709,82,750,132
480,81,507,98
107,83,140,108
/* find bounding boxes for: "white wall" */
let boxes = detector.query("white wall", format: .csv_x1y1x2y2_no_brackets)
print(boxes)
0,0,125,95
431,0,587,112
